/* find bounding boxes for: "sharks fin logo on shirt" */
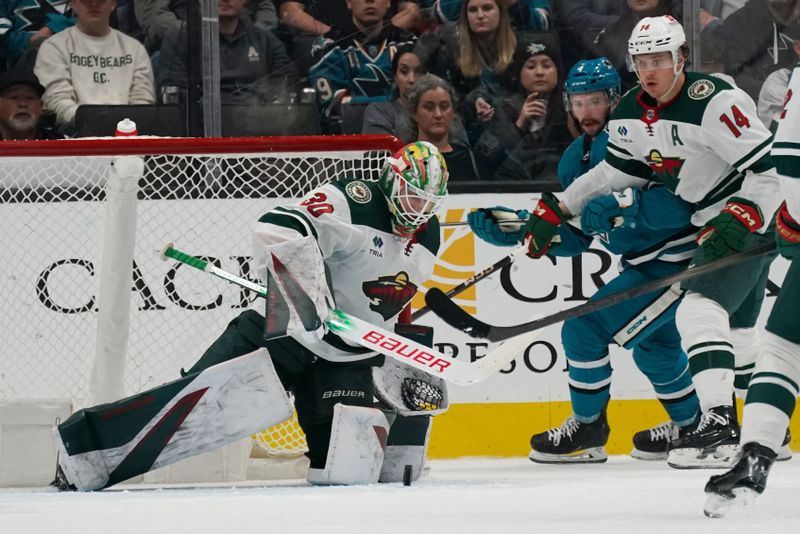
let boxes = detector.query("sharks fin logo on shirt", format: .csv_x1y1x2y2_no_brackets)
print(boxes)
362,271,417,320
645,149,684,186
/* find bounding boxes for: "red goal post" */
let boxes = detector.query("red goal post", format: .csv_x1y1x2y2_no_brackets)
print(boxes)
0,134,404,465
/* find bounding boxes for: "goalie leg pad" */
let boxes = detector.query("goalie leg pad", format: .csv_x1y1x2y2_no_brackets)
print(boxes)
306,404,389,485
54,349,291,491
379,414,432,483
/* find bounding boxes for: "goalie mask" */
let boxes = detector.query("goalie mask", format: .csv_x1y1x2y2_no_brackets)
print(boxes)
379,141,449,238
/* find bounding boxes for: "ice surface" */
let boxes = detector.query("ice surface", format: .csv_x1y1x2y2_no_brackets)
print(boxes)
2,457,799,534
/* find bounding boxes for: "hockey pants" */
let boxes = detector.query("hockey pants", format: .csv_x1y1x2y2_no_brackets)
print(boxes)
562,262,698,426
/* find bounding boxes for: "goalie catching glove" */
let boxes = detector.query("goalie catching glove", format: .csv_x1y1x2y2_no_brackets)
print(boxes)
776,201,800,259
523,192,566,258
695,197,763,262
467,206,529,247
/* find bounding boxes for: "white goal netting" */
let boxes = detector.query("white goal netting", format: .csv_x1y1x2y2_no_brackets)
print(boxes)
0,134,402,459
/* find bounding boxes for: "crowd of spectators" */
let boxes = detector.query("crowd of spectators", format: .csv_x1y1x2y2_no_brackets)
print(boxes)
0,0,798,181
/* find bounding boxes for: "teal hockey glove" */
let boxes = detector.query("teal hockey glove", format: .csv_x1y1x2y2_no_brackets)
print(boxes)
467,207,529,247
581,187,639,235
523,192,565,258
696,197,764,262
776,201,800,259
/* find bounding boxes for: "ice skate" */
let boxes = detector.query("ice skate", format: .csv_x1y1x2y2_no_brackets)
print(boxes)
667,405,739,469
529,409,610,464
631,421,679,460
703,442,776,518
50,453,76,492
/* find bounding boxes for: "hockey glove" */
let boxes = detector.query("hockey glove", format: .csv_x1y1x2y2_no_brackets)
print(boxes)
523,192,565,258
467,206,529,247
775,201,800,259
696,196,764,262
581,187,639,235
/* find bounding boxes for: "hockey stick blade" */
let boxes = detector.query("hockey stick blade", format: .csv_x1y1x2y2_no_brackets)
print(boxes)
426,241,777,342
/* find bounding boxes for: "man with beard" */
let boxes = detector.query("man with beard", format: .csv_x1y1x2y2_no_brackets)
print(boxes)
0,70,61,140
468,57,701,464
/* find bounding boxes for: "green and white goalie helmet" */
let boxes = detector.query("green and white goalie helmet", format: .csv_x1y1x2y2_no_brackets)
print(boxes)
379,141,449,237
626,15,686,73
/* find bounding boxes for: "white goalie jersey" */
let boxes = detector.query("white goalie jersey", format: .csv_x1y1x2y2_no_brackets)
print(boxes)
561,72,783,227
253,178,440,362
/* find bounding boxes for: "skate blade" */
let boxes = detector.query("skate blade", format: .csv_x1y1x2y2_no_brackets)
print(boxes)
630,449,667,461
667,445,737,470
704,487,758,518
529,447,608,464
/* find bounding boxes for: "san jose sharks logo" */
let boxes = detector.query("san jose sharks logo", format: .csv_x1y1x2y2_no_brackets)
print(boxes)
645,149,684,189
14,0,71,33
362,272,417,320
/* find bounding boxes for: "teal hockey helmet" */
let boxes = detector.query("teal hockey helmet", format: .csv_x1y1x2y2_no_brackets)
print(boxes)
379,141,449,237
563,57,621,110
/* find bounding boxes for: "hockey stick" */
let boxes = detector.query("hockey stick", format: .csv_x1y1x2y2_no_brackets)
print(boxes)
161,244,528,385
425,241,777,342
410,244,528,321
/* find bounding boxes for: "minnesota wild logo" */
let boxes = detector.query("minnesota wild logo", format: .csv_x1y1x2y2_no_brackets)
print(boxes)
645,149,684,188
362,272,418,320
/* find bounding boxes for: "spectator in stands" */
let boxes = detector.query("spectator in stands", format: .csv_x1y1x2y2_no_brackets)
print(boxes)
276,0,420,37
362,49,470,143
157,0,297,106
592,0,675,91
415,0,518,103
135,0,278,53
408,73,482,179
434,0,551,31
33,0,155,128
467,33,570,181
700,0,800,100
0,0,75,69
758,22,800,131
0,70,61,139
308,0,414,131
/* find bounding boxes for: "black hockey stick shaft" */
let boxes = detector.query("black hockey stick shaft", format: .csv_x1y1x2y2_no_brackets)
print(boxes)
425,241,777,342
410,245,527,321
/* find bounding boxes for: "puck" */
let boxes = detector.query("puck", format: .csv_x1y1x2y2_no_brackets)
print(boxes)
403,464,413,486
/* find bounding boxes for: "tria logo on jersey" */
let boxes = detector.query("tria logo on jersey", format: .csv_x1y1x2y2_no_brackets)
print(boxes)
362,272,418,320
645,149,684,187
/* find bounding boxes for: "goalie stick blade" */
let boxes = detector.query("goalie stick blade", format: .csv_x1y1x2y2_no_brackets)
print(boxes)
424,288,492,339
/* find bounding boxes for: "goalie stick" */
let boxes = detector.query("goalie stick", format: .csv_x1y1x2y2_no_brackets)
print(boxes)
425,241,777,342
161,244,532,385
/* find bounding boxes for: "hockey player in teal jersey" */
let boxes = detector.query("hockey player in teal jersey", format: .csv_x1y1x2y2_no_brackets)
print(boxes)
468,57,700,463
703,53,800,517
518,15,785,469
52,142,450,491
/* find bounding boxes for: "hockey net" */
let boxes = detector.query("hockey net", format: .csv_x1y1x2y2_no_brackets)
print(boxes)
0,134,403,465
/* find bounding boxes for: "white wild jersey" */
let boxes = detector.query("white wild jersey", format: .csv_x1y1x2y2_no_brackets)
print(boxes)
253,178,440,362
562,72,783,227
772,62,800,219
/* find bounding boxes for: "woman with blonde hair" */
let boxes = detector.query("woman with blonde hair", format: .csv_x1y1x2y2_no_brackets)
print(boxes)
415,0,518,100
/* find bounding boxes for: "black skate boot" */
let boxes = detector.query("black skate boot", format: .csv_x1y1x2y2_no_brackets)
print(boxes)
777,428,792,461
703,442,777,518
529,409,610,464
631,421,679,460
667,405,739,469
